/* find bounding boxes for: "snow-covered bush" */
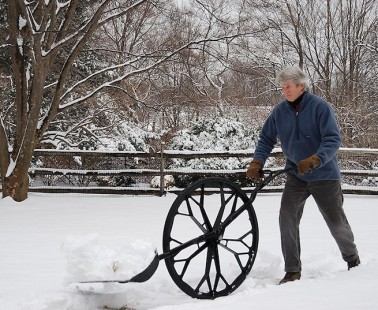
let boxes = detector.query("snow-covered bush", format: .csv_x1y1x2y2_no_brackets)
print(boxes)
97,175,135,187
94,120,160,187
150,175,175,189
359,177,378,187
167,116,259,187
33,118,160,187
96,120,159,153
169,116,257,152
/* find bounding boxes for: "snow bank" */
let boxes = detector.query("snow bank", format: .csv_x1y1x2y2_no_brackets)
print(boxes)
62,234,156,285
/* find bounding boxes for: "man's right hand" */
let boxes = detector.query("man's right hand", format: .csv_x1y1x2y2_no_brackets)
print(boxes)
246,160,263,181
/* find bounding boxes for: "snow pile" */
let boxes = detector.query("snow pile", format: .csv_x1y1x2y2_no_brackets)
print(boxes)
62,234,157,284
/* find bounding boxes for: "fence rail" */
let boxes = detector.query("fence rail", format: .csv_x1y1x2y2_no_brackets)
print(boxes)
24,147,378,195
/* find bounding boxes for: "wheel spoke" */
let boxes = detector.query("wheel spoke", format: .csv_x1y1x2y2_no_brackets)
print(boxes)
174,242,209,278
212,243,227,293
198,183,213,231
213,182,227,228
185,197,208,233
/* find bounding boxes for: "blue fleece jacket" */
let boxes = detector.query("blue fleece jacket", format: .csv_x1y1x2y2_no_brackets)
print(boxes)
253,91,341,181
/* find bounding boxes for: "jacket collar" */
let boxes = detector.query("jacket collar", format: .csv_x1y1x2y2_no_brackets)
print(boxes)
288,91,306,111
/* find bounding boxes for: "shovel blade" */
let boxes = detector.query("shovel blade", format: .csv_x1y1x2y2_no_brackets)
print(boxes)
129,250,160,282
77,250,160,284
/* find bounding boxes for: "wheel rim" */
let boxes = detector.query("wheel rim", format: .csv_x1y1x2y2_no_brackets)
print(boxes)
162,177,259,299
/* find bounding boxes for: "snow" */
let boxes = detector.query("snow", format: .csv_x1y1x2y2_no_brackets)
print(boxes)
18,16,27,30
6,159,16,177
150,175,175,189
62,235,157,283
0,192,377,310
16,36,23,55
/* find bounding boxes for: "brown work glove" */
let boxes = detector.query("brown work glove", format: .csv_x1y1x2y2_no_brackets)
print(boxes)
246,159,263,181
297,154,320,175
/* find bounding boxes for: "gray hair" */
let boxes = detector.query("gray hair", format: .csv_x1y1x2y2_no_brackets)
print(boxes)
276,66,310,91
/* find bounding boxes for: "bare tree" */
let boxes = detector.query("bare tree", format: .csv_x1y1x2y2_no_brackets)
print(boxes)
1,0,259,201
1,0,150,201
238,0,378,147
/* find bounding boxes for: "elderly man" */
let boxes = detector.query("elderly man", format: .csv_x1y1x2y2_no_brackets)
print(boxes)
247,66,360,284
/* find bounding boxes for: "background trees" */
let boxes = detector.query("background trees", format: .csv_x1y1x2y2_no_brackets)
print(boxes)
1,0,377,201
0,0,258,201
241,0,378,146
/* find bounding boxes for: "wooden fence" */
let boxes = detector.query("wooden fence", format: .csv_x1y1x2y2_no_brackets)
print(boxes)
24,146,378,195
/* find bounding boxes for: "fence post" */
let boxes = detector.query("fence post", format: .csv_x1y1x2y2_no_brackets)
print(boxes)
159,142,165,196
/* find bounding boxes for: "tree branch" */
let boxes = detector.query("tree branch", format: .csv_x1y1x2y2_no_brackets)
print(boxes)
58,31,263,110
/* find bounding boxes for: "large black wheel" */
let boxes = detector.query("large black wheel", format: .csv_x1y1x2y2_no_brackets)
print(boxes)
162,177,259,299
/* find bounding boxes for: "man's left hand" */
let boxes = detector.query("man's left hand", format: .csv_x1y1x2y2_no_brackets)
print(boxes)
297,154,320,175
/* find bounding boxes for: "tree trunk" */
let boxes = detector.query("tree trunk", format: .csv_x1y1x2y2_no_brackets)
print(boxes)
2,170,29,202
1,143,33,201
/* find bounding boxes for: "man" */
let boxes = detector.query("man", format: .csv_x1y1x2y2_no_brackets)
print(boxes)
246,66,360,285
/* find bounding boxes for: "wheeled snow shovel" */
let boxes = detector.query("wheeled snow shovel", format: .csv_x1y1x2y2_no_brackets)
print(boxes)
80,168,289,299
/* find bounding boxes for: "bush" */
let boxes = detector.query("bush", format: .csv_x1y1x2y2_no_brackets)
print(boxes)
167,116,259,187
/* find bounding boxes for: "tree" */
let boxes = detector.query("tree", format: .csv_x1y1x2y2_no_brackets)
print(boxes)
0,0,257,201
1,0,148,201
240,0,378,147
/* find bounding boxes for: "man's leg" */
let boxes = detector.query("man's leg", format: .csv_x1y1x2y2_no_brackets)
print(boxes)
280,174,310,273
309,180,359,263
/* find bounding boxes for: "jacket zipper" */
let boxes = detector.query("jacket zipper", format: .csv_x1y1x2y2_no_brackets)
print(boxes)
295,104,300,140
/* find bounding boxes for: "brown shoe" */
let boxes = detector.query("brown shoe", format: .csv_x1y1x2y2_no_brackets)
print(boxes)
279,272,301,285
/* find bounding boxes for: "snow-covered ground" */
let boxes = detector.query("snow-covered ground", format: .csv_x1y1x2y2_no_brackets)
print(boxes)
0,192,377,310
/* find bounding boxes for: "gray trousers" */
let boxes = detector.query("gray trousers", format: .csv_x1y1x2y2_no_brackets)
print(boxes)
280,173,358,272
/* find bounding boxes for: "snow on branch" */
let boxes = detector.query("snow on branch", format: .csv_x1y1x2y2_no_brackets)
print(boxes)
58,31,259,110
98,0,149,27
41,107,114,148
59,56,143,102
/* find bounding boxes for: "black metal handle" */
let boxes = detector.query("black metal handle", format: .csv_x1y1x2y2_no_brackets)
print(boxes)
259,168,291,188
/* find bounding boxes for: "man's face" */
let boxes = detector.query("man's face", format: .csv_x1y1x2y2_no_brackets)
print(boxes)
280,81,305,102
